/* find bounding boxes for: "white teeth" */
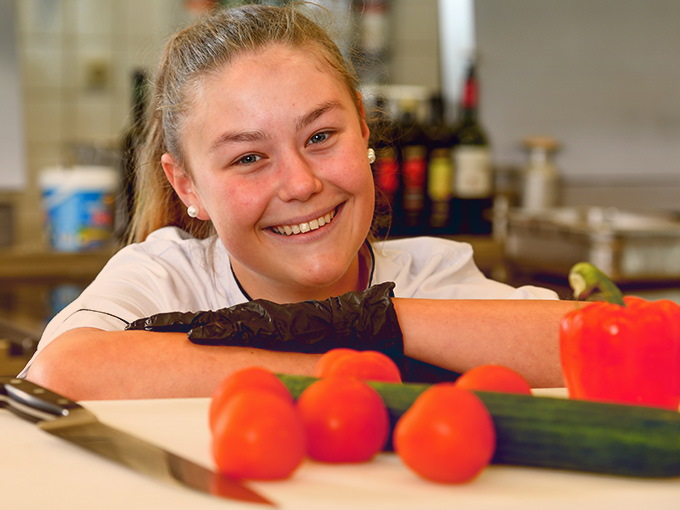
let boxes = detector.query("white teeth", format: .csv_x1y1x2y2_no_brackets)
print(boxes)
271,209,336,236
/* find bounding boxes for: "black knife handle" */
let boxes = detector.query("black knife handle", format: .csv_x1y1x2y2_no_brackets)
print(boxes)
0,376,83,423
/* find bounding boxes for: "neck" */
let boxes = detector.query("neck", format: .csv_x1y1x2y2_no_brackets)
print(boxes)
231,243,372,303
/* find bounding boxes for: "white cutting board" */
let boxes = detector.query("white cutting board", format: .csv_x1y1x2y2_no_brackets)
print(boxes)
1,394,679,510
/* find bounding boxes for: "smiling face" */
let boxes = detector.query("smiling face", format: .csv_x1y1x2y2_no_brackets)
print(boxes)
161,44,374,302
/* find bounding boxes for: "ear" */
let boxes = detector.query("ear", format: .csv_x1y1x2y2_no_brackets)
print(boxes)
355,92,371,145
161,153,208,220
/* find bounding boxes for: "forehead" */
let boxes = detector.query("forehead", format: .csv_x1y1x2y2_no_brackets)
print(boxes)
179,43,358,161
193,43,352,107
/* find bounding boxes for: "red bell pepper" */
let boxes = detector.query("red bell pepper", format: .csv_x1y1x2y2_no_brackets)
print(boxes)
560,262,680,410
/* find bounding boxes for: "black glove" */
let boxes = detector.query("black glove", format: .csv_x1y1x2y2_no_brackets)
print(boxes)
125,282,403,359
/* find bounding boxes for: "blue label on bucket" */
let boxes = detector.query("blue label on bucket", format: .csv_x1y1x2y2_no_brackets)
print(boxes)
43,189,115,251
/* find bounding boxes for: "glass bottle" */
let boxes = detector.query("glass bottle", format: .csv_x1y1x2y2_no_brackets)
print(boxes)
521,136,560,211
451,60,493,235
397,96,428,235
371,95,402,237
425,93,455,235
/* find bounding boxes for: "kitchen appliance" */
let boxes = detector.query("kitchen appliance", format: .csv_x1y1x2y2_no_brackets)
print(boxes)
505,206,680,282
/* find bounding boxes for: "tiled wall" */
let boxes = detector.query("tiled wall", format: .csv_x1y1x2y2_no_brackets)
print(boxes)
385,0,440,91
474,0,680,190
12,0,191,249
9,0,439,250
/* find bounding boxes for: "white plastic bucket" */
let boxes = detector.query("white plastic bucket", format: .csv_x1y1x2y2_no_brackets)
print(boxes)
40,165,118,252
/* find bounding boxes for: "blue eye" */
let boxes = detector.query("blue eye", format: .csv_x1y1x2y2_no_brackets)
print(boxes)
308,131,330,145
237,154,261,165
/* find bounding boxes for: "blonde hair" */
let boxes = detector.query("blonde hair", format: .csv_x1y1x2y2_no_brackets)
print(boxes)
127,3,367,244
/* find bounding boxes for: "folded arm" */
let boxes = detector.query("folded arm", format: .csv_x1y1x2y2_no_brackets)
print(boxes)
394,298,574,388
25,328,322,400
25,297,574,400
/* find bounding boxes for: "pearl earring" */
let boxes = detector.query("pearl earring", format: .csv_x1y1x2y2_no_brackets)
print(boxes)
187,205,199,218
367,147,376,164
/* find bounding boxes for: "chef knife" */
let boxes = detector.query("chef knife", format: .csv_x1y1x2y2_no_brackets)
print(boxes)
0,376,275,506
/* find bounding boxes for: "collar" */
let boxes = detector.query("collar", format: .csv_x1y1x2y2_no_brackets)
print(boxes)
230,240,376,302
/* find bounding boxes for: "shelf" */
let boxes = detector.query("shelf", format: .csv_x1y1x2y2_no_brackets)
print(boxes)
0,237,505,281
0,247,115,281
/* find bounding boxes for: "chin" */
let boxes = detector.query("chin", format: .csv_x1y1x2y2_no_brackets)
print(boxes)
291,269,354,297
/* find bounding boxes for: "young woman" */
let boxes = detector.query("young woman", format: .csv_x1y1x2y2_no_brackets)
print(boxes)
21,4,574,400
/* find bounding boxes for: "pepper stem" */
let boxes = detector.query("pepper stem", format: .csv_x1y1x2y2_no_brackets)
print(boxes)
568,262,626,306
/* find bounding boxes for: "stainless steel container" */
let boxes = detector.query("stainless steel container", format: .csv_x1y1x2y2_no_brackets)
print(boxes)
505,206,680,282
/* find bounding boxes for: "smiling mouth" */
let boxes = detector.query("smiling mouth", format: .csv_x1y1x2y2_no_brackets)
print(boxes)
270,208,337,236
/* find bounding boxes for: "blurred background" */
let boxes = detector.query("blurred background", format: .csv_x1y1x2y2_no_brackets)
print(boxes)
2,0,680,373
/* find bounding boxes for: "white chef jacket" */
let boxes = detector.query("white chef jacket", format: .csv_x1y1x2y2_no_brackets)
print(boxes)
19,227,557,376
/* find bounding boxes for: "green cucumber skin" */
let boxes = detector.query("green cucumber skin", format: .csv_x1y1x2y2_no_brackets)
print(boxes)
278,374,680,478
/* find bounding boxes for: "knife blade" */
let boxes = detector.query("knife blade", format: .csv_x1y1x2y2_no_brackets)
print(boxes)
0,377,275,506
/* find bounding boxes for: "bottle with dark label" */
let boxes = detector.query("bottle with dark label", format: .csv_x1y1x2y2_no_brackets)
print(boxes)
370,95,402,237
451,60,493,235
397,96,428,235
117,69,148,240
425,93,455,235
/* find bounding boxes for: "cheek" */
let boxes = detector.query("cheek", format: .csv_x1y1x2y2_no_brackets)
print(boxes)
332,159,375,230
328,144,375,192
201,179,269,230
347,163,376,203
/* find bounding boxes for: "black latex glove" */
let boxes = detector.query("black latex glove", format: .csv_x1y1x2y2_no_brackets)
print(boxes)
125,282,403,359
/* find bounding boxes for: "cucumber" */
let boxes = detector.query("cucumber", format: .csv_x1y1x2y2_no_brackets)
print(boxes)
278,374,680,478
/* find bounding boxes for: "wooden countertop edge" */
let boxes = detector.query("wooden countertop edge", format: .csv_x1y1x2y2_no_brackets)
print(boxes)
0,237,505,280
0,248,115,280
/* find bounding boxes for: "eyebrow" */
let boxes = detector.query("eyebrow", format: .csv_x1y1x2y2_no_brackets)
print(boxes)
208,100,345,154
295,100,344,131
208,129,267,153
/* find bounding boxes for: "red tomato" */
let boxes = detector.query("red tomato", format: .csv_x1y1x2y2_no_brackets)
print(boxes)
316,349,402,383
394,383,496,483
313,348,358,378
297,377,389,463
212,389,306,480
454,364,532,395
209,367,293,432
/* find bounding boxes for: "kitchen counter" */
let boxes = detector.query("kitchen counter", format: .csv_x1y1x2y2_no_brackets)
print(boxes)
0,246,114,280
0,237,505,280
0,246,115,376
0,245,116,329
1,393,678,509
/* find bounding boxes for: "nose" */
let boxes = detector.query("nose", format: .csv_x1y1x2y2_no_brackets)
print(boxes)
276,150,323,202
